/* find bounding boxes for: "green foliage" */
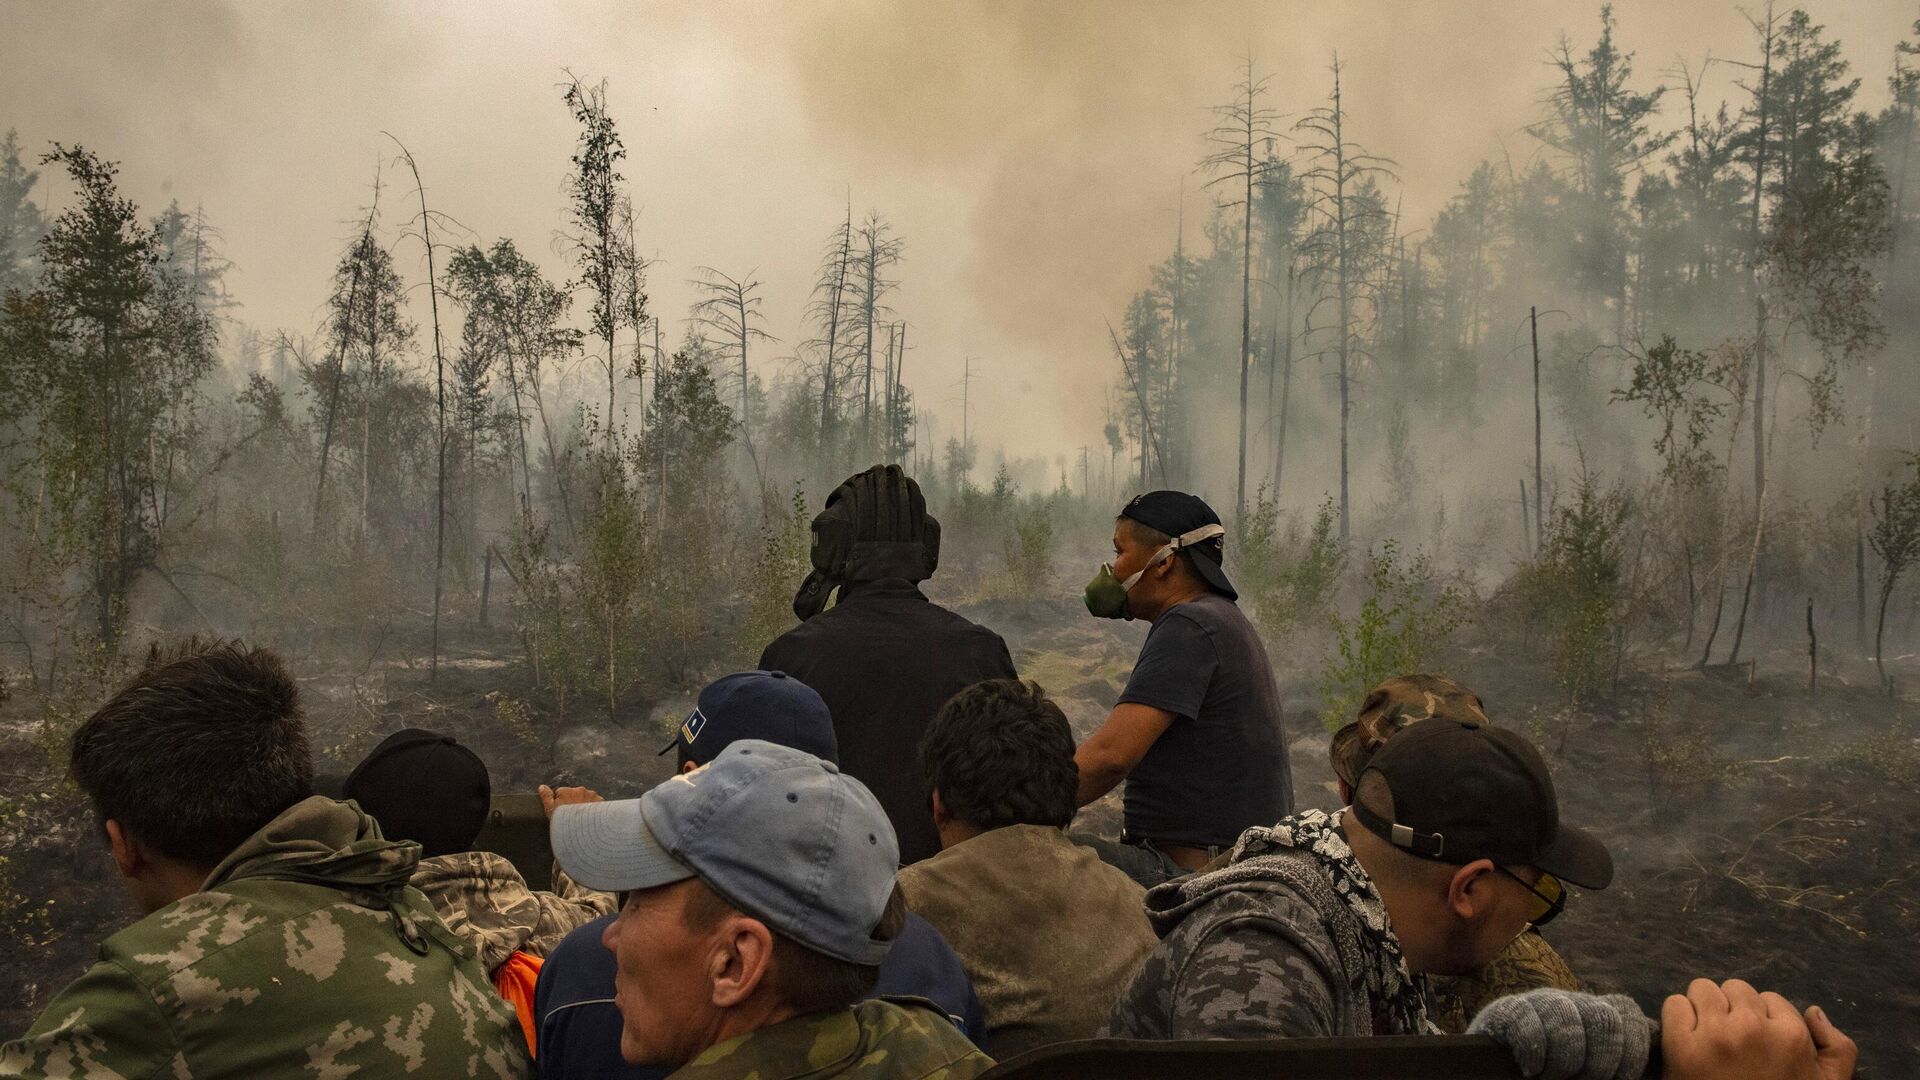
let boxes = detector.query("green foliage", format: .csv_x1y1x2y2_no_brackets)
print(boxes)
1238,489,1347,643
1615,335,1733,487
1513,468,1633,705
1868,456,1920,692
740,484,809,661
1002,502,1055,598
0,146,218,645
486,690,539,747
641,344,738,684
1318,539,1465,729
0,129,47,292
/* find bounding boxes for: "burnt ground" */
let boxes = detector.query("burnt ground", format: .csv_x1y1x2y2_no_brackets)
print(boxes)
3,596,1918,1073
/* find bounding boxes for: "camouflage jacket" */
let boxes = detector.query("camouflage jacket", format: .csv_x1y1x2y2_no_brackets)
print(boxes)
668,999,993,1080
1101,819,1429,1041
1427,929,1581,1034
410,851,616,972
0,796,530,1080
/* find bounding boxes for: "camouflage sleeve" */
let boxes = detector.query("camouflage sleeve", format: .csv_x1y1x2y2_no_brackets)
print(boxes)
1162,917,1340,1040
0,959,177,1079
523,862,617,958
1102,890,1341,1042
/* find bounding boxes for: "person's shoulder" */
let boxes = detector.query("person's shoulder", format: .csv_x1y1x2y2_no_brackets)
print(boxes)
99,886,306,984
541,907,614,983
855,999,994,1076
1157,861,1339,957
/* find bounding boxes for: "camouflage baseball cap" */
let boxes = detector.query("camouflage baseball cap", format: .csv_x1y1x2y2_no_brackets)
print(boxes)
1329,674,1491,788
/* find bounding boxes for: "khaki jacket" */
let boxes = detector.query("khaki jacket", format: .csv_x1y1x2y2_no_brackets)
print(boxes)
897,824,1157,1058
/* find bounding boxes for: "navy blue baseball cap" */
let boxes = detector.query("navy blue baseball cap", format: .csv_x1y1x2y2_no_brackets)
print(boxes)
1120,490,1237,601
658,670,839,767
552,740,899,964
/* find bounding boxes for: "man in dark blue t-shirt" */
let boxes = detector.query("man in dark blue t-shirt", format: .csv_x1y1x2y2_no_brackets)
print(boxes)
533,670,985,1079
1074,490,1293,886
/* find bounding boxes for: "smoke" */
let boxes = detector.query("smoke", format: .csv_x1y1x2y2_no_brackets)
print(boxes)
2,0,1914,466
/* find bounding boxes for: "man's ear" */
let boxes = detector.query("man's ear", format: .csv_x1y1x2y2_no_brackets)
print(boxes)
931,789,951,829
708,915,776,1009
1446,859,1498,921
679,760,700,776
105,819,142,880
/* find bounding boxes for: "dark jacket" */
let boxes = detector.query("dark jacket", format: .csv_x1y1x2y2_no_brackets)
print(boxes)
759,579,1017,865
534,912,987,1080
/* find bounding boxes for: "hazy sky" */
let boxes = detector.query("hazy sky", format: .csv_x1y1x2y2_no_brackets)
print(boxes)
4,0,1914,466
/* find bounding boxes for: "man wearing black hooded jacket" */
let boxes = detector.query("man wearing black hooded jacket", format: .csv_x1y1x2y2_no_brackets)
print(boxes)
759,464,1018,865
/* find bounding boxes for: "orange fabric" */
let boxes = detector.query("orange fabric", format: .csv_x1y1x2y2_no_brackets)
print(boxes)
492,950,544,1057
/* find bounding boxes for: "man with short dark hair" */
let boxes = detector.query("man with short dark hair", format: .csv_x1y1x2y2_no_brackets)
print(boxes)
550,740,992,1079
760,465,1019,865
1075,490,1292,884
535,671,985,1080
1103,715,1611,1041
1,640,527,1079
899,679,1158,1058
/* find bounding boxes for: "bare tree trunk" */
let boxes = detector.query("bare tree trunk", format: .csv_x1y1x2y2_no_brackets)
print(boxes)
1806,596,1817,696
1732,9,1775,659
821,205,851,464
1236,87,1253,519
1520,479,1532,557
1727,484,1767,667
863,240,877,451
1532,305,1544,544
1876,579,1894,695
737,289,752,451
393,139,450,681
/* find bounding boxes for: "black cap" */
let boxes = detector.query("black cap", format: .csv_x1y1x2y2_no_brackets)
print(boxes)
1348,718,1612,890
656,670,839,767
342,728,492,858
1119,490,1236,601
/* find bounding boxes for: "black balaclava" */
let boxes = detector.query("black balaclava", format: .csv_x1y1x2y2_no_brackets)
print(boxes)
342,728,491,858
792,464,942,620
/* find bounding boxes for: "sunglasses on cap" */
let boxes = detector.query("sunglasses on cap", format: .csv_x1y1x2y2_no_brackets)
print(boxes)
1498,866,1566,927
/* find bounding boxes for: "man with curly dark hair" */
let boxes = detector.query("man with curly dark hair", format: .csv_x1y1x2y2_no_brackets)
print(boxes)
897,679,1157,1059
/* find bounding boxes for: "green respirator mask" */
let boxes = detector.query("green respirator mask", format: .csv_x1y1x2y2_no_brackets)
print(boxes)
1083,523,1226,620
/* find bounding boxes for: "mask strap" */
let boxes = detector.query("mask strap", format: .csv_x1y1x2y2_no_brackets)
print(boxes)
1123,523,1225,589
1169,523,1225,550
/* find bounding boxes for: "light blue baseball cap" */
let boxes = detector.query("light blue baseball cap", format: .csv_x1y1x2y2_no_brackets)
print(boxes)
551,739,900,965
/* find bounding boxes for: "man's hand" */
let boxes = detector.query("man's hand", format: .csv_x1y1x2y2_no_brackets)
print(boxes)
1661,978,1857,1080
539,784,604,820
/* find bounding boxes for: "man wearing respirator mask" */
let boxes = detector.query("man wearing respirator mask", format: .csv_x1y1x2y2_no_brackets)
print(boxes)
1074,491,1293,886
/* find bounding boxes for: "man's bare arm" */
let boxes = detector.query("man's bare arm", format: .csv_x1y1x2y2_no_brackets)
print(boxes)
1075,702,1176,807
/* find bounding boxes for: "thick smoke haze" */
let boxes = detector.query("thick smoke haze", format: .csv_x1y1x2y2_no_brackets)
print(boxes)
1,0,1913,463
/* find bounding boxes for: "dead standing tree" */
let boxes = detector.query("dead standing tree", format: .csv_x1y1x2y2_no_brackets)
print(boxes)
690,266,776,455
386,134,455,681
853,213,903,458
1201,58,1284,521
808,204,855,467
1296,55,1397,540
